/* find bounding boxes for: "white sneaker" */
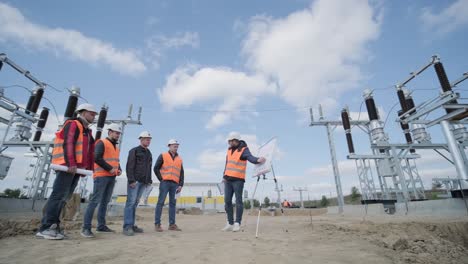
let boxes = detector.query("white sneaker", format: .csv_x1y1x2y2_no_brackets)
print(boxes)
232,222,241,232
35,224,64,240
221,223,233,231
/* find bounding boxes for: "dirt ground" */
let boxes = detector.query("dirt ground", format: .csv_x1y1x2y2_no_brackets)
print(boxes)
0,208,467,264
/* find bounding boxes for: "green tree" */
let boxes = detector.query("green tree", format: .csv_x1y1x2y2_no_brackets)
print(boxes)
243,200,252,209
351,186,361,202
320,195,329,207
3,188,21,198
253,199,260,208
263,197,270,207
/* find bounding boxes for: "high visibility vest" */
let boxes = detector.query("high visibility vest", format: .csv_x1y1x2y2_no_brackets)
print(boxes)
224,147,247,179
282,201,289,207
93,138,120,178
51,120,83,165
160,152,183,184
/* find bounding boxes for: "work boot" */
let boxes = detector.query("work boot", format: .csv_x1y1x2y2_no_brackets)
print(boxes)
232,222,241,232
123,227,134,236
96,226,115,233
155,224,163,232
221,223,233,232
133,225,144,233
168,224,181,231
80,228,95,238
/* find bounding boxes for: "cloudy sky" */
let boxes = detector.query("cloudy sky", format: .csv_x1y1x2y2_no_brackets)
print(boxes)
1,0,467,201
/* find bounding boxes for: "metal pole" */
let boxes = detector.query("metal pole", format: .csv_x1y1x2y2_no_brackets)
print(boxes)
325,123,344,213
271,165,281,206
299,190,304,209
251,176,261,209
441,121,468,182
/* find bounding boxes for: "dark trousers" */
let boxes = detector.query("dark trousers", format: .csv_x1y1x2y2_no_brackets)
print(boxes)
40,171,80,231
224,180,244,225
83,176,116,229
154,181,178,225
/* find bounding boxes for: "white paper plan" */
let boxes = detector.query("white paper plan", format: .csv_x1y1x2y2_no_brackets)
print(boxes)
253,137,277,177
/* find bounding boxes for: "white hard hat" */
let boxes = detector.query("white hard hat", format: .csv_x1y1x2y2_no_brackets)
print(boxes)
167,139,179,146
227,132,241,141
107,123,122,133
138,131,152,139
76,103,97,114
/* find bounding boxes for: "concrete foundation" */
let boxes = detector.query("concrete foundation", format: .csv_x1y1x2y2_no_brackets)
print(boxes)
327,199,468,217
0,198,47,213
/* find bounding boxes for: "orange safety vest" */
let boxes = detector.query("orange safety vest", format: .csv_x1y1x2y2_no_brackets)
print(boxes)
51,120,83,165
224,147,247,179
160,152,183,184
93,138,120,178
282,201,289,207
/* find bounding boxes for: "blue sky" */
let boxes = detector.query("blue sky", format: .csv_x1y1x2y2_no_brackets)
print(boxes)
1,0,467,201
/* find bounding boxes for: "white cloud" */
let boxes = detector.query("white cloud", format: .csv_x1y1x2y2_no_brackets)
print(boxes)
0,2,146,76
158,65,276,129
198,149,227,171
157,0,380,130
145,32,200,69
242,0,381,109
420,0,468,36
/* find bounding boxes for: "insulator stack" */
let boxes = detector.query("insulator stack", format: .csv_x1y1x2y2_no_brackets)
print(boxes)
64,87,80,120
397,110,415,153
29,88,44,114
397,88,409,113
25,91,36,115
405,95,416,115
434,62,458,114
33,107,49,141
95,106,108,140
363,90,386,153
365,96,379,121
341,109,355,154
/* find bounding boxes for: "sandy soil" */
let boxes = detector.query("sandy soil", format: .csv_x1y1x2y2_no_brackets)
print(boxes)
0,208,467,264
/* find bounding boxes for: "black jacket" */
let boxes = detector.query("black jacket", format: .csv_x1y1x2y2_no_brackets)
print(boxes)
126,145,153,184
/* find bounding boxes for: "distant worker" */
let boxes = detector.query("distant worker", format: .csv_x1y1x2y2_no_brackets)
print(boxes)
81,124,122,238
123,131,153,236
221,132,265,232
154,139,184,232
282,199,290,208
36,103,97,240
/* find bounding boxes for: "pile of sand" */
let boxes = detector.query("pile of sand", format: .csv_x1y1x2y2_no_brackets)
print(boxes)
316,218,468,264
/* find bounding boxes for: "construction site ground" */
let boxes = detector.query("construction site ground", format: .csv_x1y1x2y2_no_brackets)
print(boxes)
0,207,467,264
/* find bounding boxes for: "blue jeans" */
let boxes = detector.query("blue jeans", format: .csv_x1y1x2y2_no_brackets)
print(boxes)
224,180,244,225
40,171,80,231
154,181,178,225
83,176,116,230
123,182,146,228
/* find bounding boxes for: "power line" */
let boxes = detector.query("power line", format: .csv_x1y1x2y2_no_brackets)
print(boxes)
172,105,313,113
44,83,65,93
0,84,32,93
42,96,62,124
382,101,400,129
